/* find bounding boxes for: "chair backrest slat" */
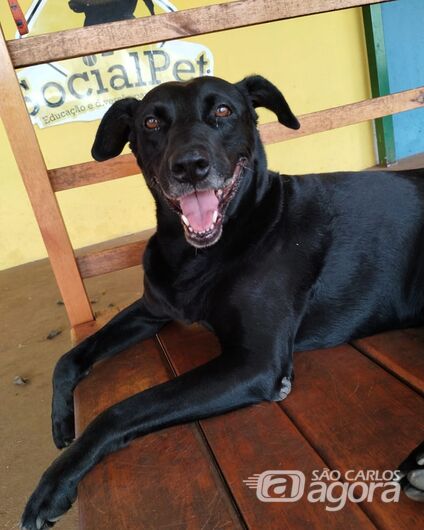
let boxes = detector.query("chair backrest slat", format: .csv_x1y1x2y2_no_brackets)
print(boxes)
76,229,155,279
0,28,93,326
48,86,424,193
7,0,389,68
49,154,139,192
260,86,424,144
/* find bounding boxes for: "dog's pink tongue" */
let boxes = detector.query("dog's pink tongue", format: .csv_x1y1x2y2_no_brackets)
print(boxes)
179,190,218,232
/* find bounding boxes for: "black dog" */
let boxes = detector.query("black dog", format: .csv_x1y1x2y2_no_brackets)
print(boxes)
21,75,424,529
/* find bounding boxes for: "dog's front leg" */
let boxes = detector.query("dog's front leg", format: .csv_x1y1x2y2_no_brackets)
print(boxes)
52,297,170,449
22,349,285,530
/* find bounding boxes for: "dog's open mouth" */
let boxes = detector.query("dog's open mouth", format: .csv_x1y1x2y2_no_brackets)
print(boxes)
170,158,246,248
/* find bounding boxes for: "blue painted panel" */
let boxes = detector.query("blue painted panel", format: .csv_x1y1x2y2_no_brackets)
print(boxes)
381,0,424,159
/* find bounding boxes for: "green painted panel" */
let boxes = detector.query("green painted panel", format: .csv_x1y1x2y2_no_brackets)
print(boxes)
363,5,396,166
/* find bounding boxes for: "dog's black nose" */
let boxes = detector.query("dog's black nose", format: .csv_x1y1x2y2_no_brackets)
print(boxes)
170,150,210,183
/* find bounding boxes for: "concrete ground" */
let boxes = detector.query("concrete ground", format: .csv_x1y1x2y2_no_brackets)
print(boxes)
0,260,143,530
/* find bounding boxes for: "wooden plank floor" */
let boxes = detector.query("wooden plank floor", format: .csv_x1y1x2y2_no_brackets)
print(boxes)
74,322,424,529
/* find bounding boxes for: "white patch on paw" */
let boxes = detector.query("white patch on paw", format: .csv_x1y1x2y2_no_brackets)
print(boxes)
278,377,292,400
404,483,424,502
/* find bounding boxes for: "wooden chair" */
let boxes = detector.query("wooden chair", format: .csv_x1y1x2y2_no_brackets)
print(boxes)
1,1,424,528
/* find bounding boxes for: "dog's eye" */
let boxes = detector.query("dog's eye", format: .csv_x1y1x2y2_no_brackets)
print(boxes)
145,117,160,130
215,105,232,118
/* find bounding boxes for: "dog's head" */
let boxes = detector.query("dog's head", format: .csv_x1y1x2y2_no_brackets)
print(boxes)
92,75,299,248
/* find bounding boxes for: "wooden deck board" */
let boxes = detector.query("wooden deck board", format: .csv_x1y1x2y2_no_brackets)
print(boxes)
281,343,424,529
353,328,424,394
159,323,375,529
74,339,243,530
73,320,424,529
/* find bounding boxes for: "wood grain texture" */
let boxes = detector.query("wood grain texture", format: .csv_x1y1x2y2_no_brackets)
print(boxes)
8,0,390,68
49,153,139,191
158,323,376,529
0,28,93,327
74,336,243,530
71,307,117,344
76,228,155,278
281,342,424,529
48,87,424,192
259,86,424,144
353,328,424,394
72,320,424,528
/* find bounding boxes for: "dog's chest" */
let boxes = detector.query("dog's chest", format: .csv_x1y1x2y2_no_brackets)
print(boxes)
145,247,218,324
166,279,211,324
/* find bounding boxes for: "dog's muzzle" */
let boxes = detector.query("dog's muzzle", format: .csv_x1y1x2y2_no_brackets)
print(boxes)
166,157,247,248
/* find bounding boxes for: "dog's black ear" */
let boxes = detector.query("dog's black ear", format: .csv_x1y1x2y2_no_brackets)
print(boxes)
92,98,140,161
235,75,300,130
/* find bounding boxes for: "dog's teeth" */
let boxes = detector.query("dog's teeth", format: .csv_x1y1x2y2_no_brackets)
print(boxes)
216,189,223,198
212,210,218,223
210,223,215,230
181,215,190,227
188,226,193,233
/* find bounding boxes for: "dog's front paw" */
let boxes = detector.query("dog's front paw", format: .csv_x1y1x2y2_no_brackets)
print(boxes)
398,441,424,502
21,468,77,530
51,358,78,449
52,393,75,449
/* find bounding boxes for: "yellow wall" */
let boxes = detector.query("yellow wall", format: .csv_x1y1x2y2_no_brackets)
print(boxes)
0,2,375,270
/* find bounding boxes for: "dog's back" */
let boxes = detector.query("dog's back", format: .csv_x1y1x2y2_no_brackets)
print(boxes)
289,169,424,350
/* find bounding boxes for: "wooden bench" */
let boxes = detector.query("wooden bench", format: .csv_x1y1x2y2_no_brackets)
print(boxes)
1,0,423,528
72,320,424,529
